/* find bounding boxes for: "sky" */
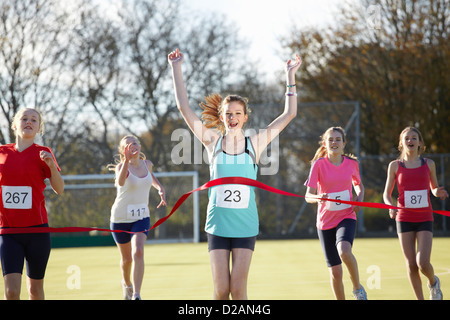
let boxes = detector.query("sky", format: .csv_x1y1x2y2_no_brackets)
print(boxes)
184,0,352,80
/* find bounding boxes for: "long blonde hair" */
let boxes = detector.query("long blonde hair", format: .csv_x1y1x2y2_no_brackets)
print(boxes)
311,126,357,163
397,126,426,159
107,135,146,171
199,94,251,134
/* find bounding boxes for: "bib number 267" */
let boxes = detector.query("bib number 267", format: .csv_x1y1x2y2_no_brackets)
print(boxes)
2,186,32,209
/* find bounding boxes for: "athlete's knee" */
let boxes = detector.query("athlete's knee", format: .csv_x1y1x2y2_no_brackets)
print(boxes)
28,282,45,300
4,286,21,300
214,284,230,300
133,246,144,261
329,265,343,280
337,242,353,263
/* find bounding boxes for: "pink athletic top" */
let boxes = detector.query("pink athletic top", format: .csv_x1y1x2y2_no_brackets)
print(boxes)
395,158,433,222
305,156,361,230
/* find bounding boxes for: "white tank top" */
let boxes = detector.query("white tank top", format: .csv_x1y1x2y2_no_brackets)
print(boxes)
110,161,153,223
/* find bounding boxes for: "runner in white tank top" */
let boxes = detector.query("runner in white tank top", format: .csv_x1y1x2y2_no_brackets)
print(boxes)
108,135,166,300
111,161,153,223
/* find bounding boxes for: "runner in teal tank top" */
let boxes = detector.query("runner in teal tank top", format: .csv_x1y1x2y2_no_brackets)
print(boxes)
206,136,258,237
168,48,302,300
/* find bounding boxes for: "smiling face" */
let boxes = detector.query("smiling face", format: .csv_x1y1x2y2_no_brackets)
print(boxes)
220,101,248,133
12,108,42,139
324,129,346,156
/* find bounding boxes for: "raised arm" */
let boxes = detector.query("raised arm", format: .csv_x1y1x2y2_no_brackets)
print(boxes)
168,49,219,149
252,54,302,159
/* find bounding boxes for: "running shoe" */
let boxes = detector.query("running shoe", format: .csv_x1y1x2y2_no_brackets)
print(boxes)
353,285,368,300
122,281,133,300
428,276,443,300
132,293,141,300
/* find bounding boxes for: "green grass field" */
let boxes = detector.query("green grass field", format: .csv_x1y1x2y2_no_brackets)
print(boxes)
1,237,449,300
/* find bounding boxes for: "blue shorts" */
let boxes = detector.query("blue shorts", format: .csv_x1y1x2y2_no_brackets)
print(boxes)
0,224,51,279
317,219,356,267
110,217,150,244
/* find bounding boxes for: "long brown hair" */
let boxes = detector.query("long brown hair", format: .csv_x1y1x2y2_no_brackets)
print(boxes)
199,94,251,134
310,126,357,163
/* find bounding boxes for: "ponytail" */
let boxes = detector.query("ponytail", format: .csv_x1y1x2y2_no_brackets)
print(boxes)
311,145,327,163
199,93,225,134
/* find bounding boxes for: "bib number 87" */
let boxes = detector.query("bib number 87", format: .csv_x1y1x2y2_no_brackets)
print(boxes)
404,190,428,208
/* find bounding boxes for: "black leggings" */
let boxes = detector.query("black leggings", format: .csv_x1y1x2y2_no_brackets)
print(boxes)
0,226,51,279
317,219,356,267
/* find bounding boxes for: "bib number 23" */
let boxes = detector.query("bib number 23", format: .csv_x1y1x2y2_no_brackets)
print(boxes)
216,185,250,209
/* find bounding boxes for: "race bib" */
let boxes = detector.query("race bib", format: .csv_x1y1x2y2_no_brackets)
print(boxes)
127,203,149,220
2,186,32,209
325,190,352,211
404,189,429,208
216,184,250,209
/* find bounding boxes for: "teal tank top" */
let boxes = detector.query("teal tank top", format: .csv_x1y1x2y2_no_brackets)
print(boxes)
205,136,259,237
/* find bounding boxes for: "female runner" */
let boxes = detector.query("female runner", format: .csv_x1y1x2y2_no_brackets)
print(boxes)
0,108,64,300
109,135,166,300
168,48,301,299
383,126,448,300
304,127,367,300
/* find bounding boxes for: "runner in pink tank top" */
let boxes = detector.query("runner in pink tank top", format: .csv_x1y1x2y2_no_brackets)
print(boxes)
383,127,448,300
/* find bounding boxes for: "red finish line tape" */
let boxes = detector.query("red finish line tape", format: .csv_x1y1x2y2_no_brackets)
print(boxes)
1,177,448,235
150,176,450,230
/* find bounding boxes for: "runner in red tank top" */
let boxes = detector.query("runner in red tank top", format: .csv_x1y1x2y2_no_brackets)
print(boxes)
396,157,434,222
383,127,448,300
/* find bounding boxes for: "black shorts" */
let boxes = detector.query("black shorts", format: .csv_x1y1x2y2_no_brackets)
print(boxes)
317,219,356,267
0,224,51,279
396,221,433,233
207,233,256,252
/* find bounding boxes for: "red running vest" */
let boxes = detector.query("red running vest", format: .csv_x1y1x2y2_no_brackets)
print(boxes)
0,144,60,227
396,158,433,222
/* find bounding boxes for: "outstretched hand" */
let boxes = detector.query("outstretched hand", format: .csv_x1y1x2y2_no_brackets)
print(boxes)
286,54,302,74
168,48,184,67
435,186,449,200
